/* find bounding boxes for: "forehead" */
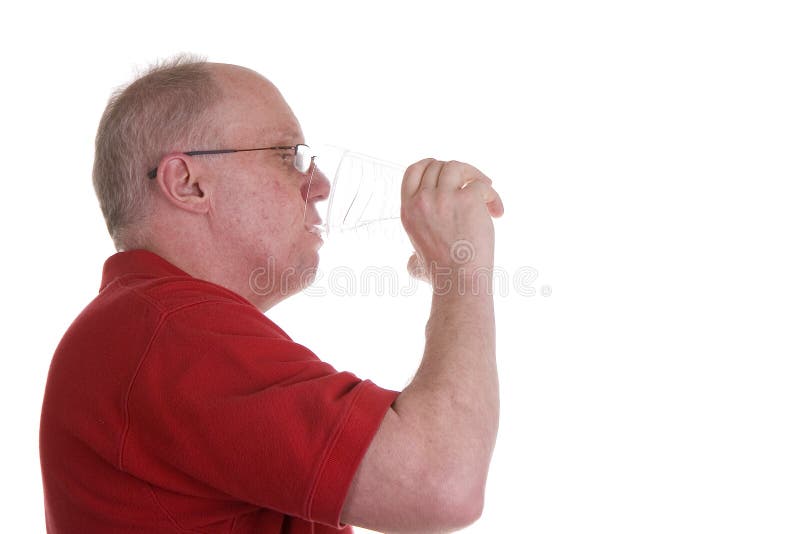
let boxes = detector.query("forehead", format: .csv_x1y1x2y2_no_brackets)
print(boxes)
210,64,303,144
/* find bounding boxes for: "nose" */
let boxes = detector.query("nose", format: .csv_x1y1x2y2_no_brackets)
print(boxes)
303,162,331,203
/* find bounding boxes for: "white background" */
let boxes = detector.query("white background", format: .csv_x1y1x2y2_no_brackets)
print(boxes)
2,1,799,532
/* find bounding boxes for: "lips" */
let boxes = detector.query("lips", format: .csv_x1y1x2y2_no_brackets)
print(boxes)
305,211,324,237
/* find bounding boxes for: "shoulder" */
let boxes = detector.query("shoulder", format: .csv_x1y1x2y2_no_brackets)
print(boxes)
126,274,250,314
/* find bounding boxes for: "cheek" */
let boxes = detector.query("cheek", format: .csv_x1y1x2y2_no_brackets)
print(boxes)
244,184,306,245
215,176,305,247
263,182,297,221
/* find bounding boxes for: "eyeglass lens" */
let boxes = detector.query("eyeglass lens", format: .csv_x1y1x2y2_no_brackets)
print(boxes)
295,146,313,174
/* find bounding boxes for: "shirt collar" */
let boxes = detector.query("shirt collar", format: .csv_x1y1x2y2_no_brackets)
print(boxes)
100,249,190,292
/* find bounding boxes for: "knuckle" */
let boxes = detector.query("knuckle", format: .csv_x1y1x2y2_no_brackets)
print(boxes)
403,158,434,178
403,191,433,214
442,160,464,173
444,160,480,180
414,157,437,170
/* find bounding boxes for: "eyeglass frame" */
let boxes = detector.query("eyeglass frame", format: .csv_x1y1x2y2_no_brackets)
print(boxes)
146,144,314,179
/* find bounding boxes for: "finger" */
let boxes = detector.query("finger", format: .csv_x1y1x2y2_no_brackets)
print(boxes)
401,158,435,200
419,159,444,191
460,174,493,189
464,180,505,218
437,161,493,191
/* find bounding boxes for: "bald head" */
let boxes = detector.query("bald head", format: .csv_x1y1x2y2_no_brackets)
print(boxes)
206,64,303,151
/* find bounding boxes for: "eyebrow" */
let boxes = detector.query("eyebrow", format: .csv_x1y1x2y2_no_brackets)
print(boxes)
268,129,303,145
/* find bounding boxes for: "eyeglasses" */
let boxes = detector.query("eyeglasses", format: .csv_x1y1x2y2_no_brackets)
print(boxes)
146,143,314,179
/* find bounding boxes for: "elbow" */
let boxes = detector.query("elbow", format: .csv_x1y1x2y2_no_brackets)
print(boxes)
454,481,487,529
446,491,485,530
427,469,487,531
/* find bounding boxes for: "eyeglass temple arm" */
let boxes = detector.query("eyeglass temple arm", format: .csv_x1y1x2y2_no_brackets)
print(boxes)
146,146,297,179
146,149,241,179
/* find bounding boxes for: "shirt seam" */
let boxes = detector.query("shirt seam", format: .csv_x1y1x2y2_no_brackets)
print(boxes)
117,298,248,472
118,297,248,532
109,272,256,311
112,276,167,313
146,483,202,533
303,380,368,520
117,312,168,471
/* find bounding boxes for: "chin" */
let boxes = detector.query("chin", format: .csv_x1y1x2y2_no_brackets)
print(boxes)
251,271,316,312
285,259,320,294
246,252,319,309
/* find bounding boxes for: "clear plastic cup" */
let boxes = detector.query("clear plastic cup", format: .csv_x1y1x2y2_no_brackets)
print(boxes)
312,145,407,242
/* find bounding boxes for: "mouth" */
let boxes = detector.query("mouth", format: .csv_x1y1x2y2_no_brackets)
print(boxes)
304,207,325,240
306,224,325,238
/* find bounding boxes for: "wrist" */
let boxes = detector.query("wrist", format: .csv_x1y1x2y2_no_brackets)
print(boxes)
429,262,495,297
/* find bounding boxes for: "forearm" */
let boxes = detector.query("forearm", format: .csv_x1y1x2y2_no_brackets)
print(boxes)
394,284,499,494
341,159,504,532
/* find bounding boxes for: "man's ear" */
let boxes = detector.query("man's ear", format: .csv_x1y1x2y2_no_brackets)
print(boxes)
154,153,210,214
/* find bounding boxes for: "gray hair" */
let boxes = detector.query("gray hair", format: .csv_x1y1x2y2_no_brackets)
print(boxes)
92,54,223,250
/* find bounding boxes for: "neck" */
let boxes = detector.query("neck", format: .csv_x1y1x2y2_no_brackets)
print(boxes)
144,238,292,312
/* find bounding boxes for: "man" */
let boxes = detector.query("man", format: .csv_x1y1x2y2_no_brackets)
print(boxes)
40,55,504,533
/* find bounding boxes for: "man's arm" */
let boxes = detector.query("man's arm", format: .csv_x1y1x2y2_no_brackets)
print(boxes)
341,159,504,533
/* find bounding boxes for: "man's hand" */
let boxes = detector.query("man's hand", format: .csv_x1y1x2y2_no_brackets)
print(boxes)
400,159,504,285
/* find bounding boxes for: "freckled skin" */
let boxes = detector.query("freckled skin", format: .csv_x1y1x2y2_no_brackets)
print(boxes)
145,64,331,311
207,65,331,305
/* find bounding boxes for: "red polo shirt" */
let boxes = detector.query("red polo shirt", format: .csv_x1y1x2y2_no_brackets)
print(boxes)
40,250,398,533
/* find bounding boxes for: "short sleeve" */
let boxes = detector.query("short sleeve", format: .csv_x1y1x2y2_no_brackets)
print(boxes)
120,300,398,527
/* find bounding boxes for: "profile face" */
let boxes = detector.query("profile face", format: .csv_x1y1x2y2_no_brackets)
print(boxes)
208,65,330,304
